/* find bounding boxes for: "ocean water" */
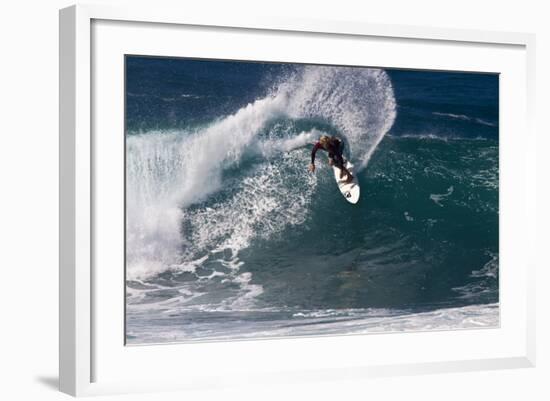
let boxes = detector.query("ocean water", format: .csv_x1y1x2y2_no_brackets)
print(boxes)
125,57,499,344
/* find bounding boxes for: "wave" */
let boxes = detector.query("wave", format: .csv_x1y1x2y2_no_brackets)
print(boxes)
126,66,397,287
127,132,498,316
432,111,497,127
126,303,499,343
390,133,490,142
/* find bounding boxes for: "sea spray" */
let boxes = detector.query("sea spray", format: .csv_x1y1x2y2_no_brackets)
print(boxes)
282,66,397,168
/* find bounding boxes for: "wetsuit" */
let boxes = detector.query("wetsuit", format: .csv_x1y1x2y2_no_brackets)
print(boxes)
311,137,345,169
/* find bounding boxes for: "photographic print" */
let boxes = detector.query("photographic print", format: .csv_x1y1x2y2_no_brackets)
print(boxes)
125,56,499,344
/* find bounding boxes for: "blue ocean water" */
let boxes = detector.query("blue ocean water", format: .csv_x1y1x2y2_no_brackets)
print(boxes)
125,57,499,344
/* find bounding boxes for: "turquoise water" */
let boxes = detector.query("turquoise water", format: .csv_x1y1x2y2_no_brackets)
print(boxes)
125,57,499,343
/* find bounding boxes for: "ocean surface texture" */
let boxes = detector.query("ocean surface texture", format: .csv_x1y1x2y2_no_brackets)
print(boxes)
125,57,499,344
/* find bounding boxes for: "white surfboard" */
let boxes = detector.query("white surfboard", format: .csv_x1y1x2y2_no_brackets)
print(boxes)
333,160,360,204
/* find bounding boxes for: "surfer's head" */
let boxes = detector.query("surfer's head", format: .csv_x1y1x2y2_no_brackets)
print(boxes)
319,135,331,149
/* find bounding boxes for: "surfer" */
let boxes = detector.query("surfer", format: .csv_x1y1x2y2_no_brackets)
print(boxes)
309,135,353,183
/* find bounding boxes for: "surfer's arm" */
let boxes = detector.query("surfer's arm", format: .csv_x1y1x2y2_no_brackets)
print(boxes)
311,142,322,164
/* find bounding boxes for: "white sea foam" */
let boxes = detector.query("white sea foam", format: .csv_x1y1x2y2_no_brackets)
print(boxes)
452,252,499,299
429,186,454,207
126,303,500,343
433,112,472,121
432,111,496,127
254,128,319,158
470,252,498,279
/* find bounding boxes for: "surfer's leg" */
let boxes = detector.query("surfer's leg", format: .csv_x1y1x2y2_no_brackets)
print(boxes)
334,155,346,179
337,156,353,183
344,168,353,183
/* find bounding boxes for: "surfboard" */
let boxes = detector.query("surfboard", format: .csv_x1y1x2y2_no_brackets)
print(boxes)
333,160,360,204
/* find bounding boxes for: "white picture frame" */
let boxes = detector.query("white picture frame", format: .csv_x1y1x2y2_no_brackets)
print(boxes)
59,3,536,397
